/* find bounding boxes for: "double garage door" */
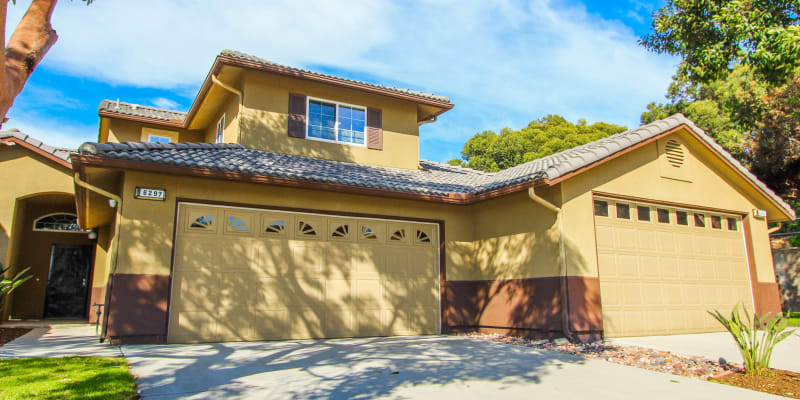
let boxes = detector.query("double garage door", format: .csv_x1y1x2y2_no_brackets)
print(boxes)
594,196,755,337
168,203,440,343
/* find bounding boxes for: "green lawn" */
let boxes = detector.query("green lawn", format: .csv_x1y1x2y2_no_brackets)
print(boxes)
788,312,800,327
0,357,138,400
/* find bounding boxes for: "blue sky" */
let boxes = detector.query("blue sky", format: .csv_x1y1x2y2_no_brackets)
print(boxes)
4,0,675,163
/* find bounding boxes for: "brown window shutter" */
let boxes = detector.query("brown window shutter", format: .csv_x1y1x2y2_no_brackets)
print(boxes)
366,107,383,150
288,93,306,138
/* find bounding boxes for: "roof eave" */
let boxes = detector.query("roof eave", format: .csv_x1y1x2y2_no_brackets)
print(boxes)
182,55,454,128
70,153,547,205
97,111,185,128
2,136,72,170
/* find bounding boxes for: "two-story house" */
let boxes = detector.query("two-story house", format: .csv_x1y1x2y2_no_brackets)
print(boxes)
1,50,793,344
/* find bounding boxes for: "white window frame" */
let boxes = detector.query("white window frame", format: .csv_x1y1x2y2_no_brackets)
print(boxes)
148,134,172,143
215,114,225,144
32,213,86,233
304,96,367,147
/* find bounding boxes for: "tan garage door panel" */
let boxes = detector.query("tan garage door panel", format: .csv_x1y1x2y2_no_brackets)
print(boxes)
168,204,440,343
594,198,754,337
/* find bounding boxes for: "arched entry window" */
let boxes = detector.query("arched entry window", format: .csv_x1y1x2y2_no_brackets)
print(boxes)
33,213,83,233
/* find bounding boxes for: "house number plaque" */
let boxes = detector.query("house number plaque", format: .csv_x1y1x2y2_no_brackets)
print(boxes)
134,187,166,201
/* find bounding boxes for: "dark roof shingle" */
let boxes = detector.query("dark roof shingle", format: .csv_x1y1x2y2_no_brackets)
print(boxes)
220,50,451,104
1,130,73,162
98,100,187,122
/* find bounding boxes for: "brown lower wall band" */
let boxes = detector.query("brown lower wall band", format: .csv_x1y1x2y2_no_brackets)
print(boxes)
445,276,603,337
105,273,169,337
754,282,782,316
105,335,167,345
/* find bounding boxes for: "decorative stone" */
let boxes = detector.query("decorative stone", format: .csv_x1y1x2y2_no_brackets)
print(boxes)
464,332,738,379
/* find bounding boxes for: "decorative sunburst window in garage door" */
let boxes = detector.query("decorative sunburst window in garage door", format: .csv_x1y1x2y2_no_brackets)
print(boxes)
298,220,318,237
265,220,285,234
361,225,377,240
190,215,213,230
390,229,406,241
332,224,350,238
416,229,432,244
227,216,249,232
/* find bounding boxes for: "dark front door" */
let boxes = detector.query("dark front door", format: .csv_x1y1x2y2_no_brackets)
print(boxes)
44,244,92,319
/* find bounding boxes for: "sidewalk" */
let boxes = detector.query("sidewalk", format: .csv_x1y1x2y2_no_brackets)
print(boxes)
0,323,122,358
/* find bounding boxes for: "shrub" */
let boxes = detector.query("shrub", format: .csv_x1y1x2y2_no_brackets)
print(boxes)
0,263,31,310
709,303,796,376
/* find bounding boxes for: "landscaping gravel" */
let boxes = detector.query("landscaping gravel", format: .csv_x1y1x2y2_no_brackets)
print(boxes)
466,332,739,379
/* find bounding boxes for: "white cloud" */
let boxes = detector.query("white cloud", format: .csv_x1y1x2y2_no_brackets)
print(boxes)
5,0,678,158
14,85,84,110
3,116,95,150
150,97,180,110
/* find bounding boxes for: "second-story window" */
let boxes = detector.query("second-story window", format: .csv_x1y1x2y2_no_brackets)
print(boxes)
148,135,171,143
307,98,366,146
216,114,225,144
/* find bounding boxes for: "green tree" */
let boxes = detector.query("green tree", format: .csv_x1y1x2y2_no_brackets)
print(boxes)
452,115,627,172
641,64,800,196
747,74,800,194
641,0,800,85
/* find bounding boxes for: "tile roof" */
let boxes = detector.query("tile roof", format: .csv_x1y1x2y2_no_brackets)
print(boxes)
219,50,451,104
98,100,187,122
75,114,793,217
97,50,450,125
1,130,74,162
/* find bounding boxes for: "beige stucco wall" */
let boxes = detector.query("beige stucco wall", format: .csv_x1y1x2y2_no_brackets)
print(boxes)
105,119,203,144
239,71,421,170
113,170,568,283
0,147,113,319
203,93,240,144
114,171,477,279
0,147,74,268
469,187,563,280
560,129,779,283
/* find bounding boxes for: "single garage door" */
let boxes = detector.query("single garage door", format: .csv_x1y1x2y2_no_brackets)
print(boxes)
168,203,440,343
593,196,754,337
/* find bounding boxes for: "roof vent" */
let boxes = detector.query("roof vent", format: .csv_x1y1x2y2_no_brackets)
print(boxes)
8,128,20,132
664,139,684,168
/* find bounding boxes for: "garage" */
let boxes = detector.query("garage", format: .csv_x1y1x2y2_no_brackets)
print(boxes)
593,196,755,337
168,203,441,343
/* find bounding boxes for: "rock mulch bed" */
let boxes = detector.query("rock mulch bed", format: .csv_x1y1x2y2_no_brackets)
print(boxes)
0,328,31,346
465,333,739,379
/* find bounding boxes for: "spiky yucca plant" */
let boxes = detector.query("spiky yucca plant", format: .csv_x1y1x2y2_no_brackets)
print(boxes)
708,303,796,376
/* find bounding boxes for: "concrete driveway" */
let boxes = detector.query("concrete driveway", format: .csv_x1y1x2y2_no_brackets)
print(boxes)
609,330,800,372
122,336,782,399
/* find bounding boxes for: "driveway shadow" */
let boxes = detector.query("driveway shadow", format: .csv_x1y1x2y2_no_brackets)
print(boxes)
122,335,584,399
